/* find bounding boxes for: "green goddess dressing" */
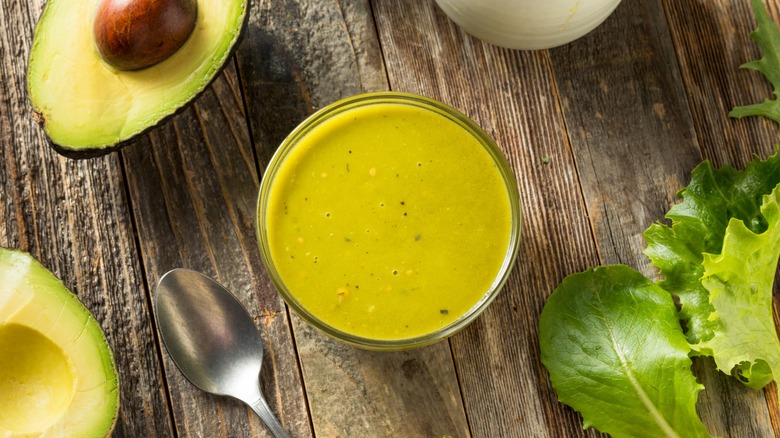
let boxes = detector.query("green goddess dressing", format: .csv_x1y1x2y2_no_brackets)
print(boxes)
266,101,513,341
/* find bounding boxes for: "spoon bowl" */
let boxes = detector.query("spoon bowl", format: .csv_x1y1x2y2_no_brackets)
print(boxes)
155,269,288,438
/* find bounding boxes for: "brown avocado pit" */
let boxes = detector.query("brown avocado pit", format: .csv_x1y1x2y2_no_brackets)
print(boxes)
93,0,198,71
28,0,248,155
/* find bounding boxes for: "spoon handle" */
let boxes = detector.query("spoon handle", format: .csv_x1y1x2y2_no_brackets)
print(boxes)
249,396,289,438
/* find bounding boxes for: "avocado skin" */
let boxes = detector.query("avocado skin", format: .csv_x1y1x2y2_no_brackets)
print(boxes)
0,248,120,437
28,0,250,160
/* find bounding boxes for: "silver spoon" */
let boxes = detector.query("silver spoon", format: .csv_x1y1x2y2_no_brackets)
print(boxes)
155,268,289,438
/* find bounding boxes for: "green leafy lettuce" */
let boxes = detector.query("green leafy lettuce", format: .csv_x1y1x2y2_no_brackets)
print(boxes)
539,265,711,438
730,0,780,125
697,184,780,389
644,153,780,344
540,154,780,437
644,152,780,389
539,2,780,436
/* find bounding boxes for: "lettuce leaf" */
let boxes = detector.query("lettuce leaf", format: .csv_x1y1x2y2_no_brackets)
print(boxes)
729,0,780,125
696,184,780,389
539,1,780,430
540,153,780,436
644,152,780,344
539,265,712,438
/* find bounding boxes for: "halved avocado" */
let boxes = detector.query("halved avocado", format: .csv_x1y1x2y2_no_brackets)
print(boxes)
26,0,248,157
0,248,119,436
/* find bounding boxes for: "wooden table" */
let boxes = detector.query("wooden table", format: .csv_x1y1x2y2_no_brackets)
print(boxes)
2,0,780,436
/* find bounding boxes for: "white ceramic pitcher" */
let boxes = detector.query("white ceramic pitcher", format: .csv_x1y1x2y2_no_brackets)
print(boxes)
435,0,622,50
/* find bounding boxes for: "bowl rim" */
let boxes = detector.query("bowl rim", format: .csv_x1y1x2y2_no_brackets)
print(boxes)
256,91,522,350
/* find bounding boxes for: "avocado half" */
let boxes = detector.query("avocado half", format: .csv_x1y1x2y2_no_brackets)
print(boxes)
0,249,119,436
26,0,248,157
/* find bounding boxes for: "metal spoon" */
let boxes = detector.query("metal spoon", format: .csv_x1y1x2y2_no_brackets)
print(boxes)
155,268,289,438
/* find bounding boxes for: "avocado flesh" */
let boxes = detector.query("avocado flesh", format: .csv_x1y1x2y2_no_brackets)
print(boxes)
0,249,119,437
27,0,247,154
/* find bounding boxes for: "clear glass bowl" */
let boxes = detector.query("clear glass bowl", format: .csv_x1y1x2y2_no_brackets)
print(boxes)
256,92,522,350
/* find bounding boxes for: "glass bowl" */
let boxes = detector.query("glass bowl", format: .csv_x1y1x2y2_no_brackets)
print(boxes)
256,92,521,350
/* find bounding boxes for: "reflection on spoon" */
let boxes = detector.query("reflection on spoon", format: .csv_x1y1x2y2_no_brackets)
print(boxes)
155,269,289,438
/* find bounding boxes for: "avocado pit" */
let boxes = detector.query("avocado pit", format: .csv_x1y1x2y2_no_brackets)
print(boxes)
93,0,198,71
28,0,248,154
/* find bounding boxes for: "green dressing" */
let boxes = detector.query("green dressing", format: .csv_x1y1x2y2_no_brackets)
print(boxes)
266,101,513,340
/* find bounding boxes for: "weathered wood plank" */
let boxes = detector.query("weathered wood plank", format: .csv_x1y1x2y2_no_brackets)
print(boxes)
236,0,471,435
5,0,780,436
550,0,703,276
121,60,314,437
552,0,776,437
237,0,389,158
663,1,780,436
662,0,779,169
0,0,174,436
294,321,469,437
373,1,602,437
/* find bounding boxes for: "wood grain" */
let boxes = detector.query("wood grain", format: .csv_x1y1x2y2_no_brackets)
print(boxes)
662,0,779,168
551,0,778,436
237,0,389,161
0,0,174,435
121,61,314,436
373,1,602,437
663,1,780,436
4,0,780,436
236,0,470,435
550,0,702,275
